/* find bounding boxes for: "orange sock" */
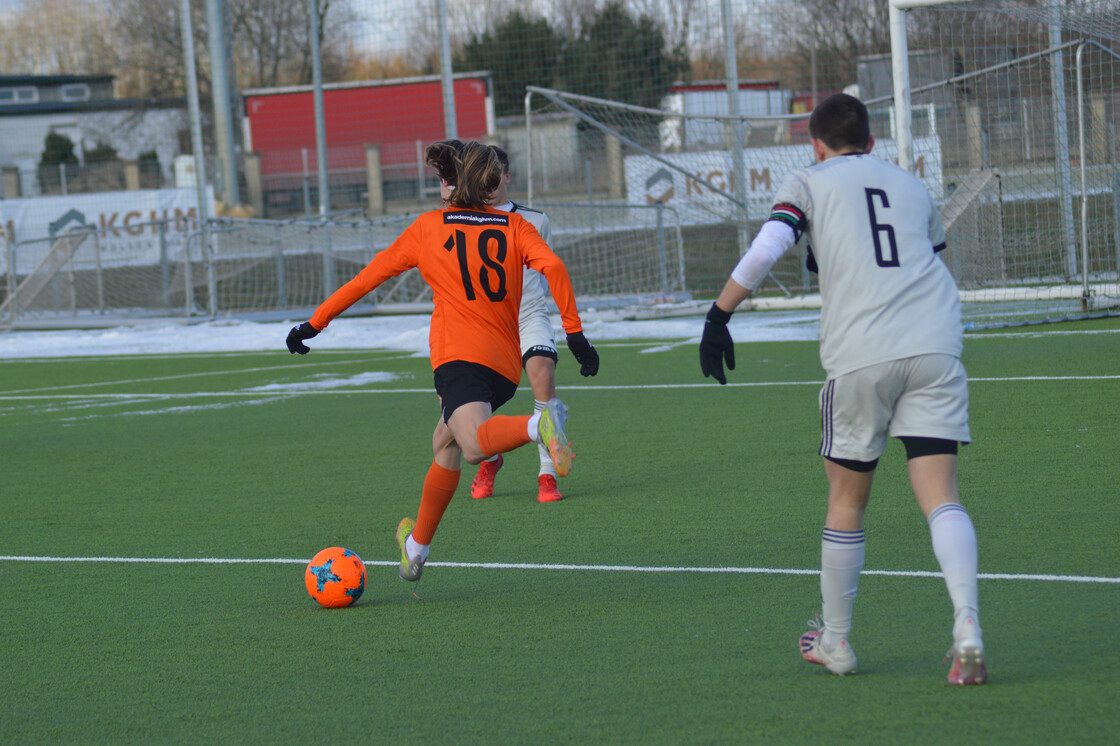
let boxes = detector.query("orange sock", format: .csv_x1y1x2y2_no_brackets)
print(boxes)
413,461,461,545
476,415,533,457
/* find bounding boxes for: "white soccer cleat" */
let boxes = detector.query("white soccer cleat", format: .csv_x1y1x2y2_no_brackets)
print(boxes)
799,617,857,675
945,615,987,685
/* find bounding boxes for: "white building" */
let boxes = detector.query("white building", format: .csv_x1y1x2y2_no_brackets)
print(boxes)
0,74,190,197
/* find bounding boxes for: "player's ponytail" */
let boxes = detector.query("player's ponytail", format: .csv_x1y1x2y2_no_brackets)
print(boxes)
424,140,500,209
425,139,465,186
447,142,501,209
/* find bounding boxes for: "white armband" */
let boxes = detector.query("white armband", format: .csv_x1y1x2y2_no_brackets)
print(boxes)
730,220,798,291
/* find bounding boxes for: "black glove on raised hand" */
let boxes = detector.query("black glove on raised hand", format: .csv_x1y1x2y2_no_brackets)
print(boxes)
286,322,320,354
699,303,735,385
566,331,599,377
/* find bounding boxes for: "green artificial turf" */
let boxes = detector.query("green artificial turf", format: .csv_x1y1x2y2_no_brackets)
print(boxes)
1,318,1117,743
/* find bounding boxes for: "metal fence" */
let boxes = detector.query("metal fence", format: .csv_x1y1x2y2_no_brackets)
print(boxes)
1,0,1117,327
0,202,688,327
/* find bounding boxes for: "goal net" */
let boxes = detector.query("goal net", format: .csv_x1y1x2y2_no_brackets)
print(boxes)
523,0,1120,327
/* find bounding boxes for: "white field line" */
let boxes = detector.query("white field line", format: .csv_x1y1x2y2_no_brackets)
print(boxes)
1,374,1118,401
965,328,1120,338
0,554,1116,584
0,354,420,395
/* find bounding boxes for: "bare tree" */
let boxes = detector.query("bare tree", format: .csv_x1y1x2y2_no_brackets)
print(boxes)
382,0,514,76
0,0,118,76
769,0,893,92
109,0,199,98
104,0,353,97
229,0,309,87
229,0,357,88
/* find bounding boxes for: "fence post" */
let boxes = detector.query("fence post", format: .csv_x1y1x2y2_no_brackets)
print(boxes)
125,160,140,191
160,221,171,313
3,235,13,325
656,202,668,294
1113,170,1120,281
66,233,77,315
276,222,287,309
1111,121,1120,278
93,231,104,313
606,136,623,200
585,159,597,234
365,144,384,215
183,232,194,315
206,226,218,317
321,224,336,297
1088,94,1107,163
9,240,18,321
964,103,985,169
2,166,21,198
1049,0,1078,279
301,148,312,216
244,152,264,218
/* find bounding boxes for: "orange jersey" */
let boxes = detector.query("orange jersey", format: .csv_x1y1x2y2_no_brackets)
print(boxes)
310,206,583,384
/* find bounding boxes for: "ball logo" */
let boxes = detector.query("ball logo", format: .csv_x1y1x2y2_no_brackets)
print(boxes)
645,167,674,205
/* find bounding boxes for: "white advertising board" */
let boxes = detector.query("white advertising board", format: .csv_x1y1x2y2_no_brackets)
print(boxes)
625,137,943,221
2,187,212,274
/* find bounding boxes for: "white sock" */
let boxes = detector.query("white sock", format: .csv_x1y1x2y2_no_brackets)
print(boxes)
405,534,430,561
928,502,980,635
482,454,499,464
534,400,555,477
527,411,542,442
820,528,865,651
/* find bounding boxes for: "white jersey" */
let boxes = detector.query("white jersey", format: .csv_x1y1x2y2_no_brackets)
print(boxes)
497,201,552,322
769,153,961,377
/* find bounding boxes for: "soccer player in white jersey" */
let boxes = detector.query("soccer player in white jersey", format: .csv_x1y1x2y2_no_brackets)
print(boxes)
470,146,599,503
699,93,986,685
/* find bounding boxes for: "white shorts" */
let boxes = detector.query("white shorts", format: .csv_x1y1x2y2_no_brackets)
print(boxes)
519,270,557,359
819,354,971,462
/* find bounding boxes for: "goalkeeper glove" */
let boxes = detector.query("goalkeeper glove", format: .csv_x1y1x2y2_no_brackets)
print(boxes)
699,303,735,385
566,331,599,377
286,322,320,354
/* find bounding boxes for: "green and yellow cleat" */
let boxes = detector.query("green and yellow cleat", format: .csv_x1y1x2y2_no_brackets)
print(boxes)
396,517,425,582
538,397,573,477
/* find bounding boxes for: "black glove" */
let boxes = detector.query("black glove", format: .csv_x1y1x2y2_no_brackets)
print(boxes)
699,303,735,385
286,322,320,354
566,331,599,377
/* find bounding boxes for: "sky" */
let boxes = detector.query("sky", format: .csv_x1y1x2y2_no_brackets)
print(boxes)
0,308,822,359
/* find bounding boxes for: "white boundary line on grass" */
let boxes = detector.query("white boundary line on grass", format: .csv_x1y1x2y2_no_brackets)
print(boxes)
0,355,419,395
1,373,1118,401
1,555,1116,584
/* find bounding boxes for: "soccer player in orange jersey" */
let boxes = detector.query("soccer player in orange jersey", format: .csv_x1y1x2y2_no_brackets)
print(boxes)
286,141,599,583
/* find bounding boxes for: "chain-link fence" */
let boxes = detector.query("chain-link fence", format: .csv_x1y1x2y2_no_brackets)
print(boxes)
1,0,1117,327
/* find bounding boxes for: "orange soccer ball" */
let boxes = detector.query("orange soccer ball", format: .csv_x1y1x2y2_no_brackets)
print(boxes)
305,547,366,608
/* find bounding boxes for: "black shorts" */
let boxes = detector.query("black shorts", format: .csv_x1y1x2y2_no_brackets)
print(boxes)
521,345,559,368
433,361,519,423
